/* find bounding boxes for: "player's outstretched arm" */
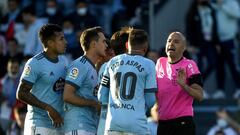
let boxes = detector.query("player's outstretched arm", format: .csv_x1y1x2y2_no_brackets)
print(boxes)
63,83,101,112
16,81,63,127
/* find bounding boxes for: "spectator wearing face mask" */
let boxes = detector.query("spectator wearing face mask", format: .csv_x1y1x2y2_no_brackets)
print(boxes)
216,107,240,134
207,108,238,135
0,58,21,133
62,18,80,60
67,0,98,30
41,0,63,25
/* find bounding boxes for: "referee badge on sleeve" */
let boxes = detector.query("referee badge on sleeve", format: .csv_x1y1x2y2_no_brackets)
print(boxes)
69,67,79,79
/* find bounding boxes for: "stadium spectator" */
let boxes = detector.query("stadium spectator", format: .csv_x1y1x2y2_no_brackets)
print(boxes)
58,0,75,16
186,0,218,83
21,6,45,56
216,108,240,134
62,18,79,60
0,58,21,134
5,38,23,63
14,23,29,53
207,108,238,135
89,0,112,34
0,0,22,34
67,0,98,30
41,0,63,25
213,0,240,99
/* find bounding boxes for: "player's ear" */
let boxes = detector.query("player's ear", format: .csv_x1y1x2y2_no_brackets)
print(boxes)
143,42,148,53
142,45,148,54
90,40,96,49
46,40,53,47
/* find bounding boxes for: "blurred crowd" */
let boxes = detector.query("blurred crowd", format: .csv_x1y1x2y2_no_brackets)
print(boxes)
186,0,240,99
0,0,240,135
0,0,148,76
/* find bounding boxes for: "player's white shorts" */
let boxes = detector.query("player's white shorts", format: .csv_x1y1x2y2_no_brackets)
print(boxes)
24,126,64,135
105,131,137,135
65,130,95,135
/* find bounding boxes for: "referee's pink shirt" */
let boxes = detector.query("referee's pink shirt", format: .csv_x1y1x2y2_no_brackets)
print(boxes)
156,57,200,120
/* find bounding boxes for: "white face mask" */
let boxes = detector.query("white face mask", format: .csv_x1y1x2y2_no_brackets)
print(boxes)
217,118,228,128
77,8,87,15
46,7,57,15
64,28,73,34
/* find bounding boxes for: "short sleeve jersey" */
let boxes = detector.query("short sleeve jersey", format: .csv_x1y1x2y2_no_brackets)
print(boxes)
64,56,99,133
98,54,157,134
156,57,200,120
20,52,68,128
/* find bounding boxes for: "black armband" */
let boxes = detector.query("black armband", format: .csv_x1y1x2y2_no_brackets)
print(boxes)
100,75,110,88
188,73,203,87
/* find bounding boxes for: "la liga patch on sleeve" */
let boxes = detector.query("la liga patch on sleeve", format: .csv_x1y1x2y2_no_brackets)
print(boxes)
23,65,31,76
69,67,79,79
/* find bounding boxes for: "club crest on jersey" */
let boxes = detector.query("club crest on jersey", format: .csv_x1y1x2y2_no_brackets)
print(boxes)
53,77,65,94
69,67,79,79
23,65,31,76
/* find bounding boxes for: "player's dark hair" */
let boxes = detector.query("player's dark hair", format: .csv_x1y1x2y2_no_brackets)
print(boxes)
80,26,104,51
128,29,148,49
110,27,132,55
38,24,63,48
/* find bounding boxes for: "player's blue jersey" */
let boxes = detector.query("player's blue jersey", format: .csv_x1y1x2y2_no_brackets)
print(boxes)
97,62,108,135
20,52,68,129
98,54,157,134
64,55,99,133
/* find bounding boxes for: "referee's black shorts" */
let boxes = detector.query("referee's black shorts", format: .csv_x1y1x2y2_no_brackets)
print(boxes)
157,116,195,135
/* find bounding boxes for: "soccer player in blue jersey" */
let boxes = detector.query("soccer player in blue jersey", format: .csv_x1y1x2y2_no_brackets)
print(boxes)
98,29,157,135
97,27,132,135
63,26,108,135
16,24,68,135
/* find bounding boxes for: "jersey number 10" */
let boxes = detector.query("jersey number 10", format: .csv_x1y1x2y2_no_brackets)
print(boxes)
114,72,137,100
